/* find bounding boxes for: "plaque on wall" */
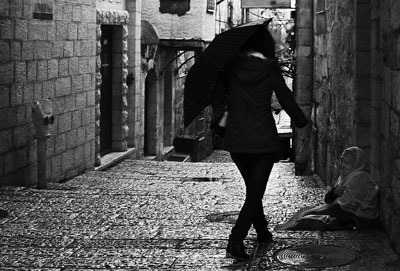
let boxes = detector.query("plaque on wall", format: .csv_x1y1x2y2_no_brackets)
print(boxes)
32,0,54,20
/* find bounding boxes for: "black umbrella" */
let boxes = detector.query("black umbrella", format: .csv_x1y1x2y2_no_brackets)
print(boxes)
184,18,273,127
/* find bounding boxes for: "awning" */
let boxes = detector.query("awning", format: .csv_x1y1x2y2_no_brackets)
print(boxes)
141,20,159,45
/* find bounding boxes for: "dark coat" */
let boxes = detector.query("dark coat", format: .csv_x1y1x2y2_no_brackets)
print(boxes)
212,54,307,154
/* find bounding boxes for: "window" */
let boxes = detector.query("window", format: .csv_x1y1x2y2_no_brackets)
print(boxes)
207,0,215,13
159,0,190,16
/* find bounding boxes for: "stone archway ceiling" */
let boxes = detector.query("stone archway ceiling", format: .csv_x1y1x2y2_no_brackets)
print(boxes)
141,20,159,45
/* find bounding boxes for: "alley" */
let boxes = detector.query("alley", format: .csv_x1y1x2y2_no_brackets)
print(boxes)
0,152,399,270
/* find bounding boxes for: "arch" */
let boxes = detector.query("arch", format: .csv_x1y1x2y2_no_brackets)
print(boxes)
141,20,159,45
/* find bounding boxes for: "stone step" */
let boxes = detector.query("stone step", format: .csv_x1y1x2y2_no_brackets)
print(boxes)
166,152,191,162
143,155,157,161
95,148,136,171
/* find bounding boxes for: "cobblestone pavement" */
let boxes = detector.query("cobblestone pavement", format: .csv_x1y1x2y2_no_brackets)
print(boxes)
1,151,399,270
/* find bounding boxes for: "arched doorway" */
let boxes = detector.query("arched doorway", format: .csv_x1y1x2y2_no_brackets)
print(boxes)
144,69,158,156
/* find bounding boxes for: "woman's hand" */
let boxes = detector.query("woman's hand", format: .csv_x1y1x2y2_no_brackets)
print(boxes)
333,186,346,197
297,119,312,139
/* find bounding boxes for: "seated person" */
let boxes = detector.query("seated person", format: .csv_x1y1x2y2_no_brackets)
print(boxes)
277,146,380,231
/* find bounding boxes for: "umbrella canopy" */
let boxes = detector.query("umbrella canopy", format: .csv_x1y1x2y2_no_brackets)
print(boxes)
183,18,272,127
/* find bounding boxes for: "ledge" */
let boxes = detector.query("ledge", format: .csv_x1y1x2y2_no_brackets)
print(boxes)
95,147,136,171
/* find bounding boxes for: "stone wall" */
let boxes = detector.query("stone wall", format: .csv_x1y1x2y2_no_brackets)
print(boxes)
312,0,356,183
294,0,313,175
126,0,142,154
0,0,97,186
371,0,400,256
311,0,400,256
142,0,215,42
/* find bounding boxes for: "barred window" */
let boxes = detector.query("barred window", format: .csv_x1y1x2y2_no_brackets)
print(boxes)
207,0,215,13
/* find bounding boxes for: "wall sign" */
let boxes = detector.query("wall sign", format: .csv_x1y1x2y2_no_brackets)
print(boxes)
32,0,53,20
97,0,126,11
241,0,291,8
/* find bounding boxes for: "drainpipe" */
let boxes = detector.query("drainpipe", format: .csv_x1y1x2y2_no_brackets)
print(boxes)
31,99,54,189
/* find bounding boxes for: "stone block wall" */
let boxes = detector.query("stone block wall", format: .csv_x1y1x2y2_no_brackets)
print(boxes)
142,0,215,42
294,0,312,175
126,0,142,154
371,0,400,256
0,0,97,186
311,0,400,256
312,0,356,183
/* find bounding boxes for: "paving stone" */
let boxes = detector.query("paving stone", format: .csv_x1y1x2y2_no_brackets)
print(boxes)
0,247,64,268
0,150,399,270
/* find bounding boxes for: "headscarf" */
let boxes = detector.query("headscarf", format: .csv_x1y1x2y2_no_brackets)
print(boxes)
336,146,367,185
336,146,379,219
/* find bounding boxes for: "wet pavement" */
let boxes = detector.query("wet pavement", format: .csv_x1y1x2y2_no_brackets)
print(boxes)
1,151,399,270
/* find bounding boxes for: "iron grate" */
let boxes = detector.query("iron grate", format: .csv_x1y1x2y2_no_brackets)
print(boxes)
274,245,358,267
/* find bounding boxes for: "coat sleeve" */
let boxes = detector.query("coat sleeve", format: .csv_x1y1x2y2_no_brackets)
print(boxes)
210,73,228,110
269,64,308,128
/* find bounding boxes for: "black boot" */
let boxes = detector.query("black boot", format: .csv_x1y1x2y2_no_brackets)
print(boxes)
257,229,273,243
226,238,250,261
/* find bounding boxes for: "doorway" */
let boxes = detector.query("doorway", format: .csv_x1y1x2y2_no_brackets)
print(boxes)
95,11,129,166
100,25,113,155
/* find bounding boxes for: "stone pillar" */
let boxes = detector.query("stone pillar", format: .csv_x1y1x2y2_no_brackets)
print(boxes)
162,48,177,147
126,0,142,151
370,0,400,256
156,53,165,160
294,0,313,175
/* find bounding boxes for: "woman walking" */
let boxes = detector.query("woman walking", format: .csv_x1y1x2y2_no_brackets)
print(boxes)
212,27,309,261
